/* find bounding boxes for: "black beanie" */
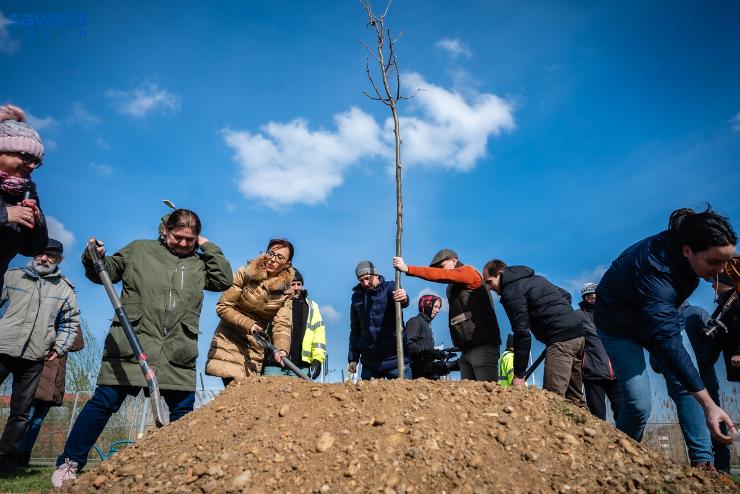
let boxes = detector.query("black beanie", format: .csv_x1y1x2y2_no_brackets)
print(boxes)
46,238,63,255
293,269,304,284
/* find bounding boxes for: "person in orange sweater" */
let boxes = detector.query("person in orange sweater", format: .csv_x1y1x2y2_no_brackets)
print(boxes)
393,249,501,381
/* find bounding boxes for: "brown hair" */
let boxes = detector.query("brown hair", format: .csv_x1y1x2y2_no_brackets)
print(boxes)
165,209,202,235
267,238,294,262
483,259,507,277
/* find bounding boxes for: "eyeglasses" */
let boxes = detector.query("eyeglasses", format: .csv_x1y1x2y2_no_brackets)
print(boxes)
12,152,43,169
266,251,287,263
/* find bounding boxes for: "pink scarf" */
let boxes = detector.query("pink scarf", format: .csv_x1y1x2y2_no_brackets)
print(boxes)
0,171,30,196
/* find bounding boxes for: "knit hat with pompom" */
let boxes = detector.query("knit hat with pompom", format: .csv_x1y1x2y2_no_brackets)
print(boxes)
0,104,45,161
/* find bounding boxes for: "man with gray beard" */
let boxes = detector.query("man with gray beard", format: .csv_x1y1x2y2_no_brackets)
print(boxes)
0,239,79,473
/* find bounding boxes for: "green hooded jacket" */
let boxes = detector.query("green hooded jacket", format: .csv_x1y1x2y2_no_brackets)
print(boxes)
81,239,232,391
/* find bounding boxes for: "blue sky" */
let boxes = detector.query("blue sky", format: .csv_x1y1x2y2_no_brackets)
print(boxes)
2,1,739,392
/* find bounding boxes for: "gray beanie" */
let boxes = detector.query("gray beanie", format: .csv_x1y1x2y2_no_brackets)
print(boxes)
0,105,45,161
355,261,379,279
429,248,458,267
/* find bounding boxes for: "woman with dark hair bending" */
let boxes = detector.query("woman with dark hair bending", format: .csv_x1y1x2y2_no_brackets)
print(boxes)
206,238,295,386
52,209,232,487
594,206,737,466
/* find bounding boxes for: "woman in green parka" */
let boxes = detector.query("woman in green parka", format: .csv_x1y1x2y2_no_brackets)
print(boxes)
52,209,232,483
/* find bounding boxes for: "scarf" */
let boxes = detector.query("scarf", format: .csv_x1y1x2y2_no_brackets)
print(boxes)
0,171,31,196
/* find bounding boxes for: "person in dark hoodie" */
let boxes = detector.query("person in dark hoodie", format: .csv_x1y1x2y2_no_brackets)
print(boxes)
348,261,410,379
594,207,737,462
576,282,620,421
406,294,447,379
393,249,501,381
482,260,586,404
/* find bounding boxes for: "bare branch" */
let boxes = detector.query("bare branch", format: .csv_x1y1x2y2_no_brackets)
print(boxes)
360,40,382,64
365,59,386,101
382,0,392,19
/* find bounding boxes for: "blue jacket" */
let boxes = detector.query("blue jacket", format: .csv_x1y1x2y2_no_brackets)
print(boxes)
594,230,704,392
348,276,410,371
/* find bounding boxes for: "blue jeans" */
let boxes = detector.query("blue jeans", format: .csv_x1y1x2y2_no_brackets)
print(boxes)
361,365,412,380
598,330,712,464
18,401,53,460
56,385,195,470
685,324,731,470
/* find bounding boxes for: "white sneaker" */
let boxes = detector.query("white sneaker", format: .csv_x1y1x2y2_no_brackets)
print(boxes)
51,458,78,488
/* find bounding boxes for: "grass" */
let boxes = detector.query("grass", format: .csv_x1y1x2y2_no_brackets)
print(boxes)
0,466,55,493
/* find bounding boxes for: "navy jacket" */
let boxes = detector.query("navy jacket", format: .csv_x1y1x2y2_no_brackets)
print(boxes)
499,266,584,377
348,276,410,371
577,301,615,381
594,230,704,392
0,184,48,294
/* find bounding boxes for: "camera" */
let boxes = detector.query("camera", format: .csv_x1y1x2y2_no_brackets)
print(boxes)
703,318,728,339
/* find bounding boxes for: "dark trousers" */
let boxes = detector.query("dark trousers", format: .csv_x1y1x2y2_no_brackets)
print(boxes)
0,355,44,469
56,385,195,471
584,378,621,421
459,344,500,382
542,337,586,405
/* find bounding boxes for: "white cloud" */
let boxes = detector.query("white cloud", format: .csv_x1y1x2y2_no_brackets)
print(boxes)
394,72,515,170
46,216,75,248
434,37,472,59
106,82,181,118
68,102,101,128
26,112,56,131
731,111,740,132
0,11,20,55
89,162,113,176
319,305,341,323
225,202,236,212
411,287,449,313
223,107,386,206
95,137,111,150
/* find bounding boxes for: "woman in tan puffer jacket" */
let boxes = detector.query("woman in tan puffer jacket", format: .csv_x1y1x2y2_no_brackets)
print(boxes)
206,239,294,385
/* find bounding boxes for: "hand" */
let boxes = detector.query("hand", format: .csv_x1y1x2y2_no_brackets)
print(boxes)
310,360,322,379
197,235,209,246
704,403,734,444
88,238,106,257
392,257,408,273
250,323,264,335
274,349,288,367
348,362,358,374
46,350,59,361
732,355,740,368
392,288,407,303
20,198,41,221
512,377,526,387
6,205,35,228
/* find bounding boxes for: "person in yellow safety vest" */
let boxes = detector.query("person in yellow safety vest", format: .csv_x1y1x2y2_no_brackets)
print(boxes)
498,334,515,386
263,269,326,379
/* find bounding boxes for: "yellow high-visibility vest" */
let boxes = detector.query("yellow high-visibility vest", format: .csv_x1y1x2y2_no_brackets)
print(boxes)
498,350,514,387
301,299,327,364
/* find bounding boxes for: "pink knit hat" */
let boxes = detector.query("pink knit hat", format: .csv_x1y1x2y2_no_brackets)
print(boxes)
0,105,45,162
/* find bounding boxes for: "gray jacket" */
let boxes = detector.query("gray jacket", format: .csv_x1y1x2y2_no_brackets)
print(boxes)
0,264,79,360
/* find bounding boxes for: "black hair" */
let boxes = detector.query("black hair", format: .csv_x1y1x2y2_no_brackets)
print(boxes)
483,259,508,277
668,205,737,253
165,209,202,236
267,238,294,262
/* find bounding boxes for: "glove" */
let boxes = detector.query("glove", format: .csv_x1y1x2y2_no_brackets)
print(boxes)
310,360,322,379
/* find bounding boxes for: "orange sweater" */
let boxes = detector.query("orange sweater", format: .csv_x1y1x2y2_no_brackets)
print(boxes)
406,264,482,290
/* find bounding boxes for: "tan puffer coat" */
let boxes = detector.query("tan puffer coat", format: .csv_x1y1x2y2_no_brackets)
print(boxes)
205,256,293,379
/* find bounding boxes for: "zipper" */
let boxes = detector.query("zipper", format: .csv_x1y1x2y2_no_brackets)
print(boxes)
162,261,185,336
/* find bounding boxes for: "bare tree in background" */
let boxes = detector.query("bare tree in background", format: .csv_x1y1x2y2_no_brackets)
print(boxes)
66,318,101,392
361,0,417,378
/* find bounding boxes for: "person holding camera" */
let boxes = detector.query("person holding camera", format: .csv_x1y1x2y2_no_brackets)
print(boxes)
0,104,48,294
206,239,295,386
407,294,448,379
594,207,737,465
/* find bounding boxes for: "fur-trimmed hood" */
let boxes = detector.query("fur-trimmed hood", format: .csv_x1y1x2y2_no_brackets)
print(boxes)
243,255,294,293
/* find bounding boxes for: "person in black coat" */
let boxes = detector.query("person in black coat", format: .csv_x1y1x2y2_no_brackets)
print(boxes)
407,294,446,379
577,282,620,421
0,105,48,295
594,207,737,451
483,260,585,405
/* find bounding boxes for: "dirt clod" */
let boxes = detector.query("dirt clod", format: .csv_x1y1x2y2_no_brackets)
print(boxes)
60,379,737,493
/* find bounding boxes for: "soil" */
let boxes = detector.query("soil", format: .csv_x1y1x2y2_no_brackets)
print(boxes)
60,378,736,494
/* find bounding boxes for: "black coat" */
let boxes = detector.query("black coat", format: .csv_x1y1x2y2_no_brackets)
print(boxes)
406,313,438,378
0,184,48,293
594,230,704,393
499,266,584,377
577,301,615,381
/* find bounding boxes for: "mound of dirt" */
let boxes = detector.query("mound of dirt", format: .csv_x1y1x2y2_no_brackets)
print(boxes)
60,378,735,494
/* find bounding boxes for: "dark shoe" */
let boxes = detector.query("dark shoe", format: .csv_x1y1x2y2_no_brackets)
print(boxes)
693,462,718,474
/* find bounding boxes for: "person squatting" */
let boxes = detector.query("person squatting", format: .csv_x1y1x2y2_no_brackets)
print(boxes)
0,104,738,483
